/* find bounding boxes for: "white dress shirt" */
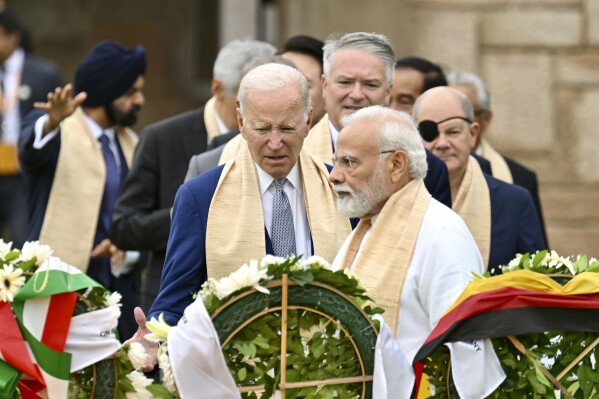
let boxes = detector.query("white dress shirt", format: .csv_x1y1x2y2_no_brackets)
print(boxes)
255,162,312,259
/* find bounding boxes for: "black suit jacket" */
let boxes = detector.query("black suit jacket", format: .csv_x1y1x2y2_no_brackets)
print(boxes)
504,156,547,246
110,106,209,310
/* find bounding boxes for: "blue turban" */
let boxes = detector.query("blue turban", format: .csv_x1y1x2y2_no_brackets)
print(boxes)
74,40,146,107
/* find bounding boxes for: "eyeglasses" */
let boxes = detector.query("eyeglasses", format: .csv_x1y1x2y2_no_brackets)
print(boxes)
332,150,396,169
418,116,472,142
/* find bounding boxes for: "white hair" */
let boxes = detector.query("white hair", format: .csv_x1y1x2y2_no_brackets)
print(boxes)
237,63,311,120
323,32,395,86
213,39,276,95
342,105,428,179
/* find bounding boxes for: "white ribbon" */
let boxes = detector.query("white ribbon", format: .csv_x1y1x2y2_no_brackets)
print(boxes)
168,299,240,399
372,315,415,399
64,306,122,372
446,340,506,399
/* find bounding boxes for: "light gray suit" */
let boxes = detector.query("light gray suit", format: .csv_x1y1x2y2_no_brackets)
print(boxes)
184,130,239,182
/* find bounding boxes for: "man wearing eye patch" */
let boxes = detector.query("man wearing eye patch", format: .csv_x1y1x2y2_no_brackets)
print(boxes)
329,105,505,398
303,32,452,208
413,86,546,274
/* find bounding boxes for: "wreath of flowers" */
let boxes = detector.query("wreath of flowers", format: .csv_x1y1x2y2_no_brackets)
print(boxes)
146,255,383,399
0,239,173,399
423,250,599,399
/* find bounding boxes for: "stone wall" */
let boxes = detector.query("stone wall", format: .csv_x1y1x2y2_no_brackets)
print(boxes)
8,0,598,257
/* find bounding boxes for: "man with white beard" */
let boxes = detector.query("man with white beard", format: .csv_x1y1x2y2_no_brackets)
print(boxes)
330,105,504,398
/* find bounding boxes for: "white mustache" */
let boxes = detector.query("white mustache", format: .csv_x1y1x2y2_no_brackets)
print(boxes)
333,185,354,195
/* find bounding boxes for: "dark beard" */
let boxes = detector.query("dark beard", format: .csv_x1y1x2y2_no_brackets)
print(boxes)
105,104,140,127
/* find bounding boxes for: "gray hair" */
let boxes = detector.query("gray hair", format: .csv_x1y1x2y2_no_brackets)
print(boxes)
412,87,475,122
342,105,428,179
447,71,491,112
323,32,395,86
213,39,277,95
238,63,311,120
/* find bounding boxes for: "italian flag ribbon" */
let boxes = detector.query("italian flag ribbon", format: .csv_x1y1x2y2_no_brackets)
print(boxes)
0,257,104,399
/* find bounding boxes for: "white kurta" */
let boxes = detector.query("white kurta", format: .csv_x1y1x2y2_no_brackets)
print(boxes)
333,199,505,398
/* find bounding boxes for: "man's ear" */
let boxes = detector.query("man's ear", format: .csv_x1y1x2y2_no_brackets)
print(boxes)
211,78,224,98
237,107,246,138
469,122,481,150
390,150,409,183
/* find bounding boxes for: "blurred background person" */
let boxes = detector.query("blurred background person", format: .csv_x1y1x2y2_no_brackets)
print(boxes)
0,7,62,248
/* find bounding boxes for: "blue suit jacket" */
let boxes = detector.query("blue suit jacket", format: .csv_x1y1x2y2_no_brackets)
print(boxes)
148,163,356,325
486,173,546,274
425,149,451,208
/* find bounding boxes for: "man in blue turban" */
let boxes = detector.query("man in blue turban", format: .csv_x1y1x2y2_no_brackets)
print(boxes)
18,40,146,339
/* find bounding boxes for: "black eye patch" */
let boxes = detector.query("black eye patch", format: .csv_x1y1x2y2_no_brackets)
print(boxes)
417,116,473,142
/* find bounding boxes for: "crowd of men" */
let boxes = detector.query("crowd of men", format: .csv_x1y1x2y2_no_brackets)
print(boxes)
2,6,549,397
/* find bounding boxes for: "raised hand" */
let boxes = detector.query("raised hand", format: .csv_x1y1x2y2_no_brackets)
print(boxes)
125,307,159,371
34,84,87,135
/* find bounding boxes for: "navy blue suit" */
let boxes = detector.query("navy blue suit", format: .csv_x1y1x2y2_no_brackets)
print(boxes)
148,162,354,325
485,173,546,274
19,109,143,339
424,149,451,208
149,165,232,325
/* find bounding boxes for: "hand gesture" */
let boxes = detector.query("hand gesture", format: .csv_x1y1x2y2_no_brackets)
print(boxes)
125,307,159,371
34,84,87,134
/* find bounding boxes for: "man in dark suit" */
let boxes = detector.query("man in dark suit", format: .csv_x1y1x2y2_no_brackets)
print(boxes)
110,39,276,311
0,8,62,248
19,40,146,339
448,70,548,245
413,86,546,273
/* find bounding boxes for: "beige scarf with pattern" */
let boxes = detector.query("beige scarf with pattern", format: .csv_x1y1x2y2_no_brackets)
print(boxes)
339,179,431,334
303,113,333,164
202,96,221,142
206,143,351,279
39,108,137,272
479,138,513,184
453,156,492,268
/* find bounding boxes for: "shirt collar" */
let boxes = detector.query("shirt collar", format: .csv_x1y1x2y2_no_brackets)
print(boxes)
256,161,302,196
4,48,24,75
328,119,340,152
214,111,230,135
82,112,116,142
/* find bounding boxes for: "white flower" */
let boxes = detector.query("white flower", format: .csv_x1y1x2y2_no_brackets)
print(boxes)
214,260,269,299
505,254,522,272
0,240,12,259
158,347,177,393
199,278,218,300
19,241,53,266
125,370,154,399
260,254,285,269
0,264,26,302
145,313,171,342
303,255,331,270
104,291,122,308
126,342,149,370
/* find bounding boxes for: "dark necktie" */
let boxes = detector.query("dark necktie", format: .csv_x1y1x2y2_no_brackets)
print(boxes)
271,178,296,257
98,133,120,230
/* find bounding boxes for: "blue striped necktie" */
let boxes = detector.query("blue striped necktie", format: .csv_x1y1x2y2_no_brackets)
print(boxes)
271,178,296,257
98,133,120,230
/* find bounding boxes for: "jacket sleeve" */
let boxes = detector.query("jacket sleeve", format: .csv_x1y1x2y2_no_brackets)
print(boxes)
110,128,172,251
147,183,208,325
